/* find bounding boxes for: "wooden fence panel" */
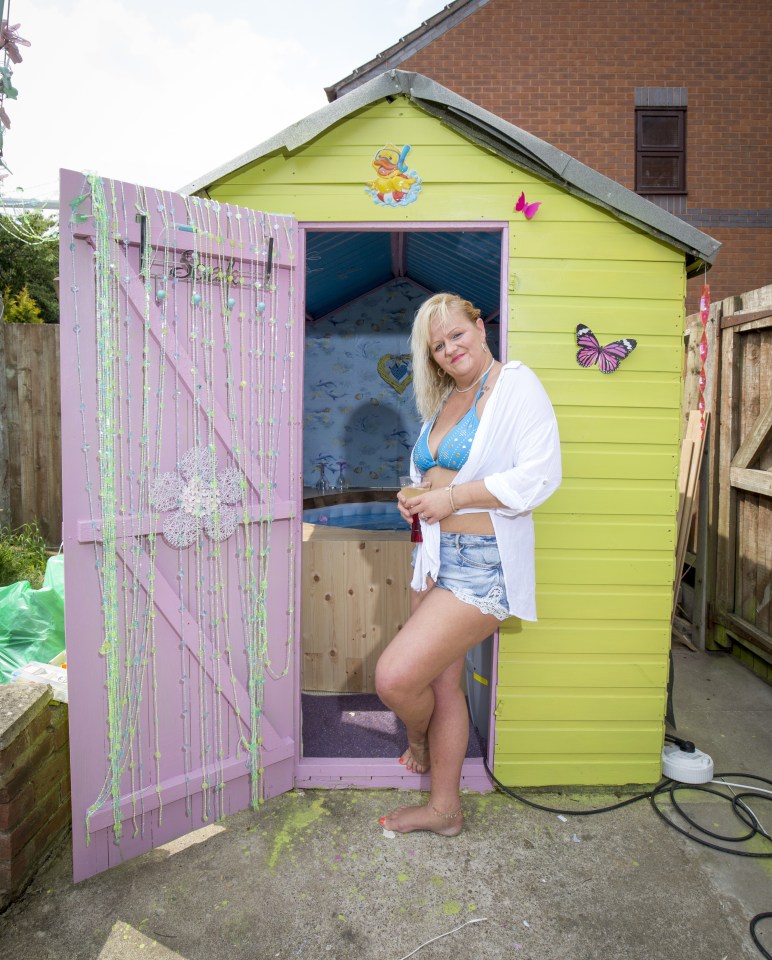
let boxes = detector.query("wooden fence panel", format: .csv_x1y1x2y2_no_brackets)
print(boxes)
1,323,62,545
734,324,772,638
713,306,772,664
682,284,772,670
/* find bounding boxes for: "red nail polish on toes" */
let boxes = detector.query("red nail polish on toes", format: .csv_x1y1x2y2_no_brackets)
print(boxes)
379,817,385,825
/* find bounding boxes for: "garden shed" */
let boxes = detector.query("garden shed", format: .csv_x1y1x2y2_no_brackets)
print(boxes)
184,66,720,780
60,69,720,878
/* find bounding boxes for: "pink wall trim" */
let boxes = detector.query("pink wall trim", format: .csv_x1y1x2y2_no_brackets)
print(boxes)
292,225,308,785
301,220,509,232
489,219,509,760
294,219,508,788
295,757,493,793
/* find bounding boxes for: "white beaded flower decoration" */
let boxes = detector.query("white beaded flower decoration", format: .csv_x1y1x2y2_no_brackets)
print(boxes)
149,447,243,548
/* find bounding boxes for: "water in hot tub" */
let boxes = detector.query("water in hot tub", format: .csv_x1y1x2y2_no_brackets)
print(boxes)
303,501,406,531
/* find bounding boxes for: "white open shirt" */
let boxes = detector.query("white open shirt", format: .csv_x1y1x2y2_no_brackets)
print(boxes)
410,361,562,621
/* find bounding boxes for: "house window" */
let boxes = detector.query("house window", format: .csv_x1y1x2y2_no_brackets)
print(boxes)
634,88,687,196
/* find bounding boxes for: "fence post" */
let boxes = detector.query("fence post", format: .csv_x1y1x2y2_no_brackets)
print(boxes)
0,325,9,527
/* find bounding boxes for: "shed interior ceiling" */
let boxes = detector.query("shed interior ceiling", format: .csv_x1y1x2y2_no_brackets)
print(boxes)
305,229,501,321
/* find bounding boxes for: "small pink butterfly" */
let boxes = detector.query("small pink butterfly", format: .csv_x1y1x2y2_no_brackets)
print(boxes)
576,325,637,374
515,191,541,219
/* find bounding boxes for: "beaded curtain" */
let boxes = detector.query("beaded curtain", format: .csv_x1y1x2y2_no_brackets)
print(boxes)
65,174,297,848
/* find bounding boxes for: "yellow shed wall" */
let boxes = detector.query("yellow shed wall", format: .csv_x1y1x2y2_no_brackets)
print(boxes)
208,97,684,787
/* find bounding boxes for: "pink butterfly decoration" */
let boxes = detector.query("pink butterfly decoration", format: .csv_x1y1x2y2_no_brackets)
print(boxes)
576,325,637,374
515,191,541,219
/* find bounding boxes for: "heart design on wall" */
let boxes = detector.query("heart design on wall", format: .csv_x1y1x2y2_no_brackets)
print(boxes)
377,353,413,394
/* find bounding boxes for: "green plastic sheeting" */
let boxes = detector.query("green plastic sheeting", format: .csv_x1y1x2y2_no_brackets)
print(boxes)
42,551,64,595
0,555,65,683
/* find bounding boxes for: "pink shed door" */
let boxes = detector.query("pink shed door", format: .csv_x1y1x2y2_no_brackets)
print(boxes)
59,170,301,881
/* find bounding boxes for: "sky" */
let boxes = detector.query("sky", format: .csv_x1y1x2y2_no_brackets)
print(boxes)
1,0,444,204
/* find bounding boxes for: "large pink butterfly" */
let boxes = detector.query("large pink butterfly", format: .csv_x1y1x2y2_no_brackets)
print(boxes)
576,325,637,374
515,191,541,219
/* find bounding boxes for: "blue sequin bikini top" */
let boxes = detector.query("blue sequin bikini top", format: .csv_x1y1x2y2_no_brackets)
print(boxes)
413,371,490,471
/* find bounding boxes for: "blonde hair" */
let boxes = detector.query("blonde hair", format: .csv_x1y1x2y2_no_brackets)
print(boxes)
410,293,482,420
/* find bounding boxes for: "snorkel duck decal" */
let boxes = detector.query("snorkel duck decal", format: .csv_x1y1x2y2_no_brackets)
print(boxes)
365,143,422,207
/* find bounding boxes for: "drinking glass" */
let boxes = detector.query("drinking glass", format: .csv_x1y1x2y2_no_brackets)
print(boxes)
315,462,330,492
335,460,349,491
399,475,431,542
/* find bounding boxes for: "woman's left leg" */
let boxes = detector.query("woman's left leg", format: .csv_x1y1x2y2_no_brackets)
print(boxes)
376,585,500,834
381,655,469,835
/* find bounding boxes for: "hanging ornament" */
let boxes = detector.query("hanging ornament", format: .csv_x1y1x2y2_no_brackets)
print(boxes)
149,447,242,547
0,22,31,64
0,65,18,99
698,283,710,432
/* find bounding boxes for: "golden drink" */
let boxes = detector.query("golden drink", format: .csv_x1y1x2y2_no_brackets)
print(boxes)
399,475,430,500
400,485,427,499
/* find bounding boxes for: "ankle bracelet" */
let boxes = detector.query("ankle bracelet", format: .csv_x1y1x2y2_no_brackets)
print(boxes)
430,804,463,820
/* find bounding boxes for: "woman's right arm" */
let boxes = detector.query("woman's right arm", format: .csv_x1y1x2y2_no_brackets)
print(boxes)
482,367,562,516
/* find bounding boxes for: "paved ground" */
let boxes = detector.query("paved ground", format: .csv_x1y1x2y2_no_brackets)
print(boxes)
1,646,771,960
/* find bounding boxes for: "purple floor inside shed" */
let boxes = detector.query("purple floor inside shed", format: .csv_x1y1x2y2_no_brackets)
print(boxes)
301,693,485,758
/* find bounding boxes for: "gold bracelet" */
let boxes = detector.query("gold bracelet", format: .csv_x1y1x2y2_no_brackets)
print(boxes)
445,484,456,513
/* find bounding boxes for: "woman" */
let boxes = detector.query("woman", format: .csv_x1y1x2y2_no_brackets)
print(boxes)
375,293,561,836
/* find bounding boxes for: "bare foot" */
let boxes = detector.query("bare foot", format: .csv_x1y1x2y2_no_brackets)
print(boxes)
379,803,464,836
399,738,430,774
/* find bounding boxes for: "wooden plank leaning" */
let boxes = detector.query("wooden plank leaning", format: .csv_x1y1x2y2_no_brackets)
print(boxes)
672,410,709,648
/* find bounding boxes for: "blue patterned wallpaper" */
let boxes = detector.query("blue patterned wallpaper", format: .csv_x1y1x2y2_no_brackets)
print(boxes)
304,279,427,489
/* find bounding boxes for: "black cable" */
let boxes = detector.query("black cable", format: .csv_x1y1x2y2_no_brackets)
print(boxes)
664,732,695,753
483,754,658,815
484,758,772,957
484,755,772,851
751,913,772,960
733,793,772,841
647,777,772,857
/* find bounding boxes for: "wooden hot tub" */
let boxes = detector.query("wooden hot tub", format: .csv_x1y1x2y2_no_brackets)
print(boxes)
301,492,412,693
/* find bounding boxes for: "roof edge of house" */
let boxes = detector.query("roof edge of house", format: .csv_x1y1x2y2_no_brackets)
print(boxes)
324,0,493,102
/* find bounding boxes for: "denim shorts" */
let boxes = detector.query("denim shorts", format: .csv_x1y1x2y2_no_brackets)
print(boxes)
415,532,510,621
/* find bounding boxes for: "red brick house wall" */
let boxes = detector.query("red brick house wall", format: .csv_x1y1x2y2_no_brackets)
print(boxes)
337,0,771,311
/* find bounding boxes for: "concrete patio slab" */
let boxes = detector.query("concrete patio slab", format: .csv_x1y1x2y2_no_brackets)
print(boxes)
1,647,770,960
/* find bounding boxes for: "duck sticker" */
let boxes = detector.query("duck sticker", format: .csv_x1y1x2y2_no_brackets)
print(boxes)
365,144,422,207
